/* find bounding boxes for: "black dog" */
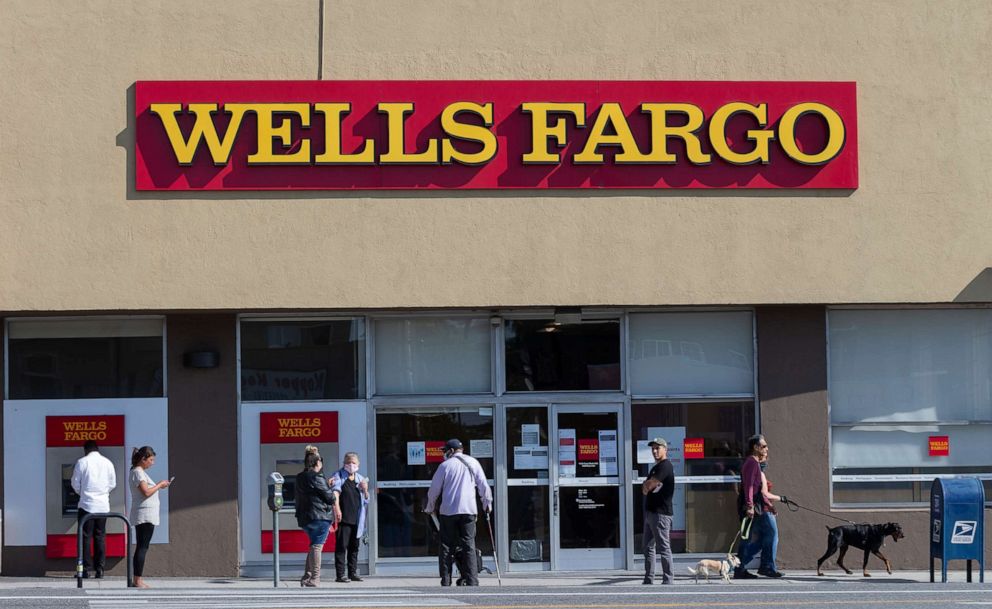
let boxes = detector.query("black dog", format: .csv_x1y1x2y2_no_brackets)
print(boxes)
816,523,904,577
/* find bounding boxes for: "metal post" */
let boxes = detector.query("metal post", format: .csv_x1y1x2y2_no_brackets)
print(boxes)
76,512,133,589
967,559,972,583
272,510,280,587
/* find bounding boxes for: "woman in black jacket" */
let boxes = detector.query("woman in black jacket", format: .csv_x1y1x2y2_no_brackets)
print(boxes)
295,445,336,587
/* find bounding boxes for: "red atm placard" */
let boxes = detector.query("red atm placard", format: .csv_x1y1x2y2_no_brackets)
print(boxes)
135,80,858,191
260,412,338,444
45,416,125,447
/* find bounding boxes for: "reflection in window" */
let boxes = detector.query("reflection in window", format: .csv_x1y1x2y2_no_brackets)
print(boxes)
7,319,164,400
374,318,491,395
504,319,620,391
240,319,365,401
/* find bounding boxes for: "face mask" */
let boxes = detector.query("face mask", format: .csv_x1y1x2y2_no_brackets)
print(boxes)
759,462,767,472
344,463,359,474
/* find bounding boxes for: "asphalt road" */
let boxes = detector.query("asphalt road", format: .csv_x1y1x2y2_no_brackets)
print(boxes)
1,583,991,609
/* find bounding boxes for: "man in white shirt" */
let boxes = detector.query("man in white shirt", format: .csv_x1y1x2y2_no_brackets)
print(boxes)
71,440,117,578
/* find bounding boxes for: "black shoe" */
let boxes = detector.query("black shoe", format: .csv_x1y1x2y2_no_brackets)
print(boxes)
642,577,654,585
440,580,452,587
456,578,467,586
94,571,104,580
758,569,785,578
348,574,363,582
335,576,350,583
734,569,758,580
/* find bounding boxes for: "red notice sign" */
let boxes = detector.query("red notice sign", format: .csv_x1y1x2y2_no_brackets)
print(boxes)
684,438,705,459
46,416,125,448
260,411,338,444
577,439,600,462
135,80,858,191
929,435,949,457
426,441,446,463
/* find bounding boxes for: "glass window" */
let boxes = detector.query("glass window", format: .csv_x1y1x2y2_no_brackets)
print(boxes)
628,312,754,396
504,319,620,391
828,309,992,505
6,319,164,399
504,406,550,563
240,319,365,401
374,407,495,559
631,401,754,553
374,318,491,395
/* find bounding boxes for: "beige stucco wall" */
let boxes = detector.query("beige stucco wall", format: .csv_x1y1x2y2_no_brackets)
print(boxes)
2,0,991,311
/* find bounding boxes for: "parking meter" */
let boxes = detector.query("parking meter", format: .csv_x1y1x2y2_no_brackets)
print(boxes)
267,472,285,587
267,472,285,512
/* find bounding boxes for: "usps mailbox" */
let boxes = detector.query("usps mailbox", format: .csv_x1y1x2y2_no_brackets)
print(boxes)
930,477,985,583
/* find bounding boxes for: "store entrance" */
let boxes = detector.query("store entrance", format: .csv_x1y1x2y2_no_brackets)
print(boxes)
504,404,625,571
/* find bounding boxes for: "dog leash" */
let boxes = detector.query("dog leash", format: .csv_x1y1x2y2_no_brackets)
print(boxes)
781,498,861,525
725,516,753,556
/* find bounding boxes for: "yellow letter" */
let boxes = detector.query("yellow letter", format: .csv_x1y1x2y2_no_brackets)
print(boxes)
708,103,775,165
778,102,846,165
521,102,586,164
640,103,711,164
244,103,311,165
377,102,439,164
440,102,497,166
574,103,649,164
149,103,249,166
313,103,375,164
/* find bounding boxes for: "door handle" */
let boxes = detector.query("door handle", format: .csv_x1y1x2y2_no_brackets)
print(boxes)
553,489,559,517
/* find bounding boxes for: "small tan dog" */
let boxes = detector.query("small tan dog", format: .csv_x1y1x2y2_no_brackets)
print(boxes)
687,554,741,583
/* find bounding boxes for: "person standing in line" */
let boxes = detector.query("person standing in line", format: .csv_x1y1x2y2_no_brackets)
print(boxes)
294,446,336,587
71,440,117,579
642,437,675,585
129,446,171,588
329,452,369,583
425,439,492,587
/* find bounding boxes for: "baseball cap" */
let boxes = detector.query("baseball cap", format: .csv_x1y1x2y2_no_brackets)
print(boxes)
647,437,668,448
444,439,463,450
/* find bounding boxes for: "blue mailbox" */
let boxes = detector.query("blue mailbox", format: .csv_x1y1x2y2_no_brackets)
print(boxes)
930,477,985,582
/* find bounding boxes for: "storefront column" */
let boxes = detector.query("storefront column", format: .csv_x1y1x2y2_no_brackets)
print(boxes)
150,314,240,576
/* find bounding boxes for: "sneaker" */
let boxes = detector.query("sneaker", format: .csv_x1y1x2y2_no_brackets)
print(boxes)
335,576,350,583
758,569,785,578
349,574,363,582
734,569,758,580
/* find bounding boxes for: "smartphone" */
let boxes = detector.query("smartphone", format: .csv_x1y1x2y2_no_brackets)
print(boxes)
169,476,176,484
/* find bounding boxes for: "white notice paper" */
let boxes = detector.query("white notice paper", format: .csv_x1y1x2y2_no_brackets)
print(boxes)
407,441,426,466
521,424,541,447
636,440,654,464
598,430,618,476
559,429,576,478
514,446,549,470
471,439,493,459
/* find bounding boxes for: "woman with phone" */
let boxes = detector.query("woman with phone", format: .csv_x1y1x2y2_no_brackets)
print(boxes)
294,445,336,587
129,446,171,588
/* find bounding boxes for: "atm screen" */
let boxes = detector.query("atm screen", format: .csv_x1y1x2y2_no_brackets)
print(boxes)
276,459,303,510
62,464,80,516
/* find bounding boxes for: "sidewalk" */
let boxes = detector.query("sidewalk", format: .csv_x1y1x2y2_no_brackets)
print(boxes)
0,570,987,590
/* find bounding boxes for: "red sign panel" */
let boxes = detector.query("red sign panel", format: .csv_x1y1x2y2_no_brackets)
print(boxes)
45,416,125,448
577,439,600,462
929,435,949,457
684,438,705,460
135,80,857,191
259,411,338,444
425,441,446,463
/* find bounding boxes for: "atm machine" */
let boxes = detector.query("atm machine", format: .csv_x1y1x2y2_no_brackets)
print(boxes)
44,415,126,558
259,412,339,554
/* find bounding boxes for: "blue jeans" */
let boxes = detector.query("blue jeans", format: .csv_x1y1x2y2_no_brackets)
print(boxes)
302,519,332,545
737,512,778,572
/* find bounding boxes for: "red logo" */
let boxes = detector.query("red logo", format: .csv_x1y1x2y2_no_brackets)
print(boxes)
928,435,949,457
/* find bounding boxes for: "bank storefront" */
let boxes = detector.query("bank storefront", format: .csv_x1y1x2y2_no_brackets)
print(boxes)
234,309,755,573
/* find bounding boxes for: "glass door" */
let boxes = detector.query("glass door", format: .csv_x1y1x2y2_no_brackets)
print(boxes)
551,404,624,570
504,406,551,570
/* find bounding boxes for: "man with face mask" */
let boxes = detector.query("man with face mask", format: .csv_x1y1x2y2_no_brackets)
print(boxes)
425,439,492,586
329,452,369,583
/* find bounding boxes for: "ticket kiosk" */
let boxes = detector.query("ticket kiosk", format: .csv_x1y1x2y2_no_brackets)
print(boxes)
259,411,339,554
44,415,126,558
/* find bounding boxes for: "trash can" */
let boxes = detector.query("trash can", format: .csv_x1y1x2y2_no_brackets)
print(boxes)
930,477,985,582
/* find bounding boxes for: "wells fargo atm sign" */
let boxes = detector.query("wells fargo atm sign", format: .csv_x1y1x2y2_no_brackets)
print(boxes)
135,80,857,190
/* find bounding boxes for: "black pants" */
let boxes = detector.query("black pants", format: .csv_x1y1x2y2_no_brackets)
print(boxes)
133,523,155,577
439,514,477,586
334,522,360,578
77,509,107,574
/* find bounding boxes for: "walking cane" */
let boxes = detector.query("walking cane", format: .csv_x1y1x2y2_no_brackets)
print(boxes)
484,510,502,586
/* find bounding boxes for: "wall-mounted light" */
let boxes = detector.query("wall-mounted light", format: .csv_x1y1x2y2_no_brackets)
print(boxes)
183,350,219,369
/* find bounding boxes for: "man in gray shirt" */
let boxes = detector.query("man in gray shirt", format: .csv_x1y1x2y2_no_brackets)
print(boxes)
425,439,492,586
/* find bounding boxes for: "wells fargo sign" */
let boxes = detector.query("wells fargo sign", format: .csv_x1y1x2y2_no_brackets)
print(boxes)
135,80,857,190
46,415,125,447
260,411,338,444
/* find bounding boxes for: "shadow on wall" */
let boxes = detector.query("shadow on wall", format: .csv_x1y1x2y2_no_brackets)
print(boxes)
955,268,992,302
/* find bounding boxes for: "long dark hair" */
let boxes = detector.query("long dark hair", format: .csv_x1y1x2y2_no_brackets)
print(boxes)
131,446,156,469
